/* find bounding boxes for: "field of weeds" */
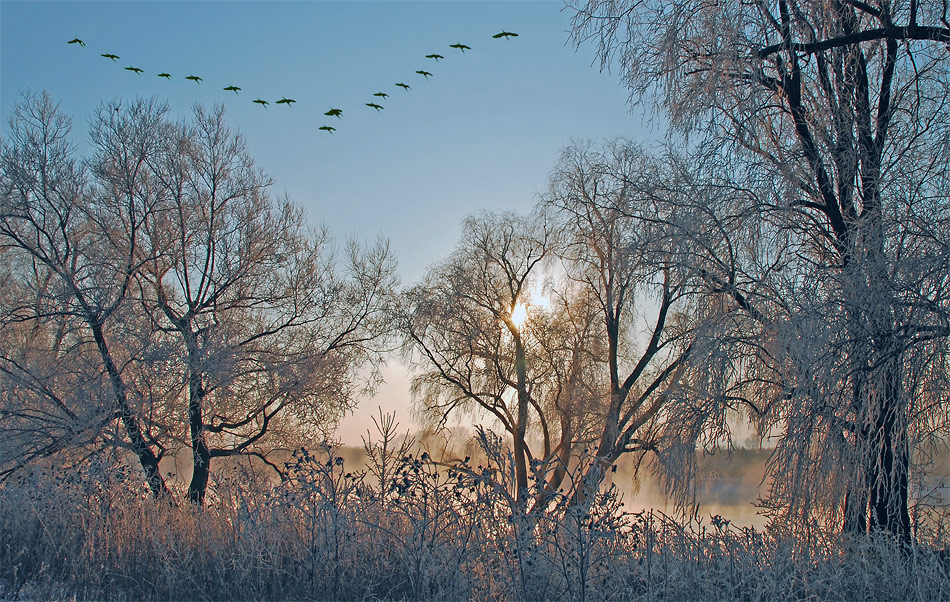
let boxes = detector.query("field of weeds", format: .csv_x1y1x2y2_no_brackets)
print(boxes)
2,446,947,602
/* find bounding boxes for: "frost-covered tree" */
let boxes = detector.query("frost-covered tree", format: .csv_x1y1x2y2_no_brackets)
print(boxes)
138,104,397,504
570,0,950,540
0,93,171,496
544,140,737,503
404,146,735,510
402,212,572,506
0,93,398,502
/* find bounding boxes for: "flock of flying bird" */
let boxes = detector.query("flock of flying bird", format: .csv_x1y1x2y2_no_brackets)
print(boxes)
67,31,519,135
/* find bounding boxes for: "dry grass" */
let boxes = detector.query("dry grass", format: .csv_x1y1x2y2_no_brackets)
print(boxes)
1,448,947,601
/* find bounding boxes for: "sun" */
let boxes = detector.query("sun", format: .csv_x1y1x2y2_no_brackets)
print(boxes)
510,302,528,328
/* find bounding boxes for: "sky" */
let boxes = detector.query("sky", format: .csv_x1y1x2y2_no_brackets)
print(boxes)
1,0,660,444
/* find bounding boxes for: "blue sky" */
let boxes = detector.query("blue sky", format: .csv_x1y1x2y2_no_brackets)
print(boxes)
1,0,659,443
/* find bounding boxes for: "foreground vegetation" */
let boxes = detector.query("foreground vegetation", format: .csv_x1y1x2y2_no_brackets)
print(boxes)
2,442,947,602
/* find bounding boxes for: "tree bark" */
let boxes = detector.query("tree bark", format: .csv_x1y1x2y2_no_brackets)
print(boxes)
90,320,170,499
187,364,212,505
513,328,530,500
867,357,910,541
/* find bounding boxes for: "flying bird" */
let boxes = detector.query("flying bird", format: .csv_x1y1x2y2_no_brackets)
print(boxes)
223,85,241,93
365,102,384,111
425,54,444,61
318,125,336,134
100,53,119,61
415,70,433,79
395,82,411,91
493,31,518,39
253,99,269,107
275,97,296,106
67,38,85,47
186,75,202,83
157,72,172,79
324,108,343,118
124,66,144,74
449,43,471,52
373,92,389,99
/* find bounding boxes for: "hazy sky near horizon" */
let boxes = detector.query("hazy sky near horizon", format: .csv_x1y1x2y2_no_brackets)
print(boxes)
1,1,659,444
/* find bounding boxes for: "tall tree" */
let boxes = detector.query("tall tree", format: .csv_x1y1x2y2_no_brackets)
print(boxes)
139,105,398,504
402,211,592,507
1,94,398,502
0,93,171,497
542,139,760,503
406,145,750,510
544,141,718,502
570,0,950,539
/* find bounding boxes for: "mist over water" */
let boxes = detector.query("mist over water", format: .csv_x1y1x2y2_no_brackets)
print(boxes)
335,425,776,528
605,449,771,529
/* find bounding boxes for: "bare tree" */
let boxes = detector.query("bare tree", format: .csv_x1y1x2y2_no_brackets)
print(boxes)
0,92,170,497
404,144,751,512
570,0,950,540
137,106,398,503
544,140,747,504
1,94,399,503
402,211,591,507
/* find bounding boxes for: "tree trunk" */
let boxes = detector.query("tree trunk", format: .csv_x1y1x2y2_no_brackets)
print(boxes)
90,320,170,499
513,332,530,500
843,371,910,542
187,368,212,505
867,357,910,541
841,239,910,541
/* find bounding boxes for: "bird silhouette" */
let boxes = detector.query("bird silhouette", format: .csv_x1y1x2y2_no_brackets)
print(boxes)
449,43,471,52
324,108,343,118
186,75,202,83
373,92,389,99
365,102,384,111
125,66,144,74
395,82,411,91
416,70,433,79
275,97,296,106
493,31,518,39
224,85,241,93
67,38,85,47
253,99,269,107
425,53,444,61
318,125,336,134
157,72,172,79
100,53,119,61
